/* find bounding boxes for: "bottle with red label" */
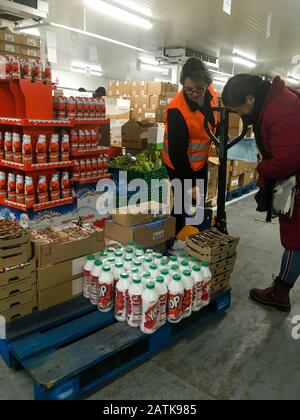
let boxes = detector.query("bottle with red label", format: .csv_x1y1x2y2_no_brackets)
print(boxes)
90,260,102,306
36,134,47,164
12,133,22,163
70,130,79,152
37,175,48,203
32,59,43,82
79,159,86,180
103,155,108,174
83,97,90,118
155,276,168,328
192,266,204,312
90,129,98,149
98,266,114,313
22,135,32,164
86,159,92,179
56,96,67,120
4,132,12,161
0,132,4,159
72,160,80,181
66,96,76,118
0,171,6,199
20,59,31,80
11,56,20,80
76,97,84,118
44,61,52,83
201,262,212,308
78,130,85,151
97,157,103,177
7,173,16,202
61,134,70,162
141,281,159,335
113,262,124,290
50,173,60,201
91,158,98,178
25,176,35,206
49,134,59,163
89,98,96,118
61,171,71,198
83,255,96,299
127,276,143,328
181,270,194,319
167,274,184,324
85,130,91,149
115,272,130,322
16,174,24,204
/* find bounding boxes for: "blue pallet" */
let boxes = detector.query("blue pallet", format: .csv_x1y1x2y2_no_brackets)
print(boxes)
0,289,231,400
226,182,257,202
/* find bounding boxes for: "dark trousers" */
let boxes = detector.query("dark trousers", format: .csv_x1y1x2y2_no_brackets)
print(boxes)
166,165,208,236
279,249,300,286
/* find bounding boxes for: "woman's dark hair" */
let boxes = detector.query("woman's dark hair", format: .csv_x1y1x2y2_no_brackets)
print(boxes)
222,74,263,107
180,57,213,85
94,86,107,98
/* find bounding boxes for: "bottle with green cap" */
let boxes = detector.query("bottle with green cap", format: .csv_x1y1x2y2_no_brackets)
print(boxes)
144,256,153,272
107,247,115,258
178,251,186,264
154,253,163,265
189,256,198,269
149,264,159,280
168,255,178,269
145,249,154,257
124,256,132,271
127,276,143,328
99,251,108,261
141,281,159,334
133,260,143,274
90,260,102,306
179,260,190,274
181,270,193,319
115,272,130,322
170,264,180,277
114,250,123,262
125,247,134,257
167,274,184,324
142,272,151,287
83,255,96,299
160,268,171,287
135,244,144,254
201,262,212,307
113,262,124,288
156,276,168,327
192,265,204,312
98,266,114,313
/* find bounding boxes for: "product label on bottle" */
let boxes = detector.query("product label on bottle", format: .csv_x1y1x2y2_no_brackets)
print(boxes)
98,283,113,310
168,293,183,321
192,282,203,311
127,294,142,326
158,293,168,322
142,301,158,333
115,289,126,318
182,289,193,314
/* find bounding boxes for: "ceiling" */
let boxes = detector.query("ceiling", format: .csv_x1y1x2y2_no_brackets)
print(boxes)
36,0,300,83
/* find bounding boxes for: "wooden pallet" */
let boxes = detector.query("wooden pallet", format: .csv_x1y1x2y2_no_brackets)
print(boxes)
0,289,231,400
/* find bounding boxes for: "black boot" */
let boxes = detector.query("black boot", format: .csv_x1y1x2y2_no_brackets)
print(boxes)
250,278,292,312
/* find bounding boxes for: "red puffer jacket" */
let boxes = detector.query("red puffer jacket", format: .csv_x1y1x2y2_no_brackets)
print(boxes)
257,76,300,250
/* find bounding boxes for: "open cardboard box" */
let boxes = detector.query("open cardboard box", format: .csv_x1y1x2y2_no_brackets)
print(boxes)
112,201,170,228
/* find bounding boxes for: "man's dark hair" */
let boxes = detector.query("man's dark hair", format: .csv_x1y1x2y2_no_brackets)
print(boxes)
94,87,107,98
222,74,264,107
180,57,213,85
78,87,87,92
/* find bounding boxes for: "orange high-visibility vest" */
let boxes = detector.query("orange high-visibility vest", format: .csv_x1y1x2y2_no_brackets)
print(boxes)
162,86,217,172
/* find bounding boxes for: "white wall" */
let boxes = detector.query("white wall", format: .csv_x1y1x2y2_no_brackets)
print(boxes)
52,69,109,93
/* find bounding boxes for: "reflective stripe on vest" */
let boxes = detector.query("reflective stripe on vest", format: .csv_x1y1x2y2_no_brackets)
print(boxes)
163,86,217,172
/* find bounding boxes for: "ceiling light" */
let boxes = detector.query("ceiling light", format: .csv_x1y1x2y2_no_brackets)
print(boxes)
139,55,159,66
50,22,151,53
19,27,40,36
112,0,153,17
71,67,86,74
71,61,103,72
232,55,256,68
90,70,103,76
141,63,169,74
85,0,153,30
233,49,256,62
203,58,219,69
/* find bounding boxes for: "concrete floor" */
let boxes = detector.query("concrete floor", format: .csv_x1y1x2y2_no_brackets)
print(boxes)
1,194,299,400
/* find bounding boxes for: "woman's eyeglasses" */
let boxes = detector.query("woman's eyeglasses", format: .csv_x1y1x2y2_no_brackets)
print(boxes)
184,86,207,94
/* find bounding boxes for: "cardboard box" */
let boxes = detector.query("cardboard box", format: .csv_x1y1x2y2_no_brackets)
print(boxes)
38,277,83,311
148,124,165,146
0,286,37,313
106,98,131,120
0,41,20,55
166,92,177,105
141,108,156,122
112,201,170,227
139,81,148,96
20,46,41,58
122,120,155,149
130,109,141,121
149,95,167,110
34,229,104,268
140,95,150,109
210,254,237,279
20,34,40,48
155,109,165,123
0,29,21,44
0,258,36,288
206,181,217,201
240,171,256,186
1,298,37,322
130,95,141,109
130,81,140,96
76,183,109,228
0,230,32,269
111,127,122,147
37,254,88,291
210,276,231,295
231,161,246,177
228,175,241,192
0,275,36,301
148,82,168,96
105,216,176,247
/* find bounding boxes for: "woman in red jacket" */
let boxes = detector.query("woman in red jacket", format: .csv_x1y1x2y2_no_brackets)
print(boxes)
222,74,300,312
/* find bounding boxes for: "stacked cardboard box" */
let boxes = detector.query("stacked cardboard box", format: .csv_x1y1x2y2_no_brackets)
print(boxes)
206,158,231,205
229,113,253,138
227,161,257,192
33,223,105,310
0,222,36,321
121,119,156,151
0,28,41,60
106,202,176,249
106,97,131,147
185,229,239,294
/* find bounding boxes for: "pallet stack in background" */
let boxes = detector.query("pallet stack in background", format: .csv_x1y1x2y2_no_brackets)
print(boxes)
0,221,36,321
185,229,239,294
0,28,41,61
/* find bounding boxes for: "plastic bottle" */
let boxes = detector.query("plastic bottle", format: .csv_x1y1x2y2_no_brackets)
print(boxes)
154,253,163,265
44,61,52,83
4,132,12,161
99,251,108,261
142,272,151,288
70,130,79,152
7,173,16,202
167,274,184,324
15,174,24,204
149,264,159,280
113,262,124,289
170,264,180,278
180,261,190,274
76,97,83,118
72,160,80,181
98,266,114,313
11,56,20,79
83,255,96,299
61,134,70,162
160,269,171,288
92,158,98,177
141,282,159,335
124,256,132,272
160,260,169,270
12,133,22,163
192,265,205,312
36,134,47,164
20,59,31,80
91,129,98,148
114,251,123,263
178,252,186,265
50,173,60,201
97,157,103,177
85,130,91,149
90,260,102,306
133,260,143,275
168,256,178,269
22,135,32,164
181,270,194,319
144,256,153,272
189,256,198,270
80,159,86,180
155,276,168,328
145,249,154,258
115,272,130,322
0,171,7,199
25,176,35,206
61,171,71,199
86,159,92,178
37,175,48,203
49,134,59,163
0,132,4,159
127,276,143,328
126,245,135,256
201,262,212,308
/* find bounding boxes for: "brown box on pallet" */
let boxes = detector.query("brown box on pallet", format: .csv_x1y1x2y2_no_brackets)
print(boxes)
0,286,37,313
122,119,153,149
227,174,242,192
20,46,41,58
130,108,141,121
210,276,231,295
148,82,168,96
105,216,176,247
240,171,256,187
112,201,170,227
231,161,247,177
140,108,156,122
20,34,40,48
130,95,141,110
34,229,104,268
140,95,150,109
0,274,36,301
149,95,167,110
166,92,177,105
0,230,32,269
0,41,20,55
0,258,36,288
1,298,37,322
38,277,83,311
37,255,89,291
0,29,21,44
155,109,165,123
139,81,148,96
